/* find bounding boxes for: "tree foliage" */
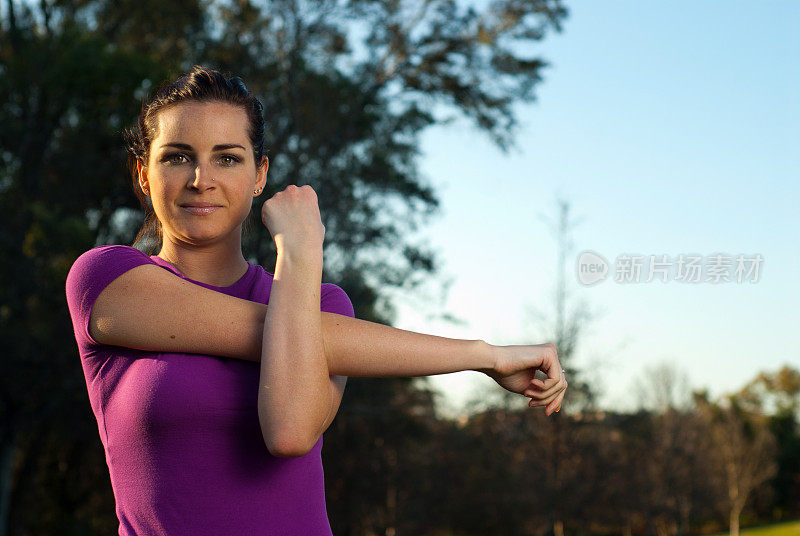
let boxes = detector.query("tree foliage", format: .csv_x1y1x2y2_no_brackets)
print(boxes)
6,1,794,534
1,0,569,533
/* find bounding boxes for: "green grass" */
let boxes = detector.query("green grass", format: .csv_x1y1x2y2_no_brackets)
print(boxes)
707,519,800,536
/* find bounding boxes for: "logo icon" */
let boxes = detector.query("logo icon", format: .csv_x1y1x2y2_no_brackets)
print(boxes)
576,250,609,286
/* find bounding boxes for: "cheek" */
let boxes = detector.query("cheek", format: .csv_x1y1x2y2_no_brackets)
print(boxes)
234,192,255,217
145,169,167,192
147,180,183,218
233,180,255,204
150,184,176,207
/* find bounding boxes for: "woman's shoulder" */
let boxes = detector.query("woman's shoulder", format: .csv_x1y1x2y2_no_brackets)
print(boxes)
66,244,156,301
65,244,160,348
68,244,153,279
78,243,152,260
70,244,152,269
320,282,355,318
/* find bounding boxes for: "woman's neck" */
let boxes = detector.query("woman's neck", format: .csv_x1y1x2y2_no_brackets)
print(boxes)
157,237,249,287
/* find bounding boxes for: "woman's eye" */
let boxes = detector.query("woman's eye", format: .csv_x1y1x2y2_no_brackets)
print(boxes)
163,153,187,165
220,154,240,166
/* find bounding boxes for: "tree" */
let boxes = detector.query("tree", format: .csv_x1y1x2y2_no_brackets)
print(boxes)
523,198,600,415
734,366,800,519
524,198,596,536
0,6,165,534
632,362,703,535
633,360,694,414
1,0,570,533
695,391,779,536
735,365,800,419
460,197,598,536
321,376,441,535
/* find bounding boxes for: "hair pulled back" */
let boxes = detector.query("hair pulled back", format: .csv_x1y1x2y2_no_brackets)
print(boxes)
122,64,268,254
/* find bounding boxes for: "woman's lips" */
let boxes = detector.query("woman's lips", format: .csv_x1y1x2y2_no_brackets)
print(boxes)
181,205,221,215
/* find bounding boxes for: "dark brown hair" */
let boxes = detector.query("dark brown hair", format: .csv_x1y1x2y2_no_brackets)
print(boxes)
122,64,268,254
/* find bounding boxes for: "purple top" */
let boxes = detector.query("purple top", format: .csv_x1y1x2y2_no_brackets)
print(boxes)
65,245,354,536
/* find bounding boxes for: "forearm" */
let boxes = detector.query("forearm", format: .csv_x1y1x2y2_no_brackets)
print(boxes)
241,307,494,377
258,249,329,456
320,314,494,377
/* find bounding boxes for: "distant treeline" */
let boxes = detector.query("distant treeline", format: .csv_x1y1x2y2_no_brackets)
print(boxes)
321,367,799,536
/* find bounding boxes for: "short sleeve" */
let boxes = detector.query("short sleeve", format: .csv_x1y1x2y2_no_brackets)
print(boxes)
320,283,355,319
65,245,156,350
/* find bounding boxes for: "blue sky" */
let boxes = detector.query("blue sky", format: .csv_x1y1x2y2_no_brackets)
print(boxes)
390,0,800,417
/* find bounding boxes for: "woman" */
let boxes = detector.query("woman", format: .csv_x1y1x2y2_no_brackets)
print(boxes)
65,65,567,536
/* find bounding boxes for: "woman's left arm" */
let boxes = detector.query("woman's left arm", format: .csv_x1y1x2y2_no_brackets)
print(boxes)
256,184,566,457
258,247,330,458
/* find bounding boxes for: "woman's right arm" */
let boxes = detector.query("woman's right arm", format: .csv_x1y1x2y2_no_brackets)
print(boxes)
89,263,268,361
90,262,565,411
90,262,494,375
89,264,492,377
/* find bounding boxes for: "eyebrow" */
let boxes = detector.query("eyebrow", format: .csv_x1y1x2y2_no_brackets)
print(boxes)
159,142,247,151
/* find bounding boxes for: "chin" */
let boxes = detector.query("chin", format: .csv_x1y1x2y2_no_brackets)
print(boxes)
174,225,226,243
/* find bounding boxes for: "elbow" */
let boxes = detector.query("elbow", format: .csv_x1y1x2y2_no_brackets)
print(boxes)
258,405,315,457
263,430,314,458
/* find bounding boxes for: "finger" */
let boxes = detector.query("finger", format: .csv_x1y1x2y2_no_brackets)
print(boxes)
540,374,567,403
528,388,562,408
530,377,552,389
539,388,563,407
548,386,567,414
525,374,566,397
525,378,563,399
531,394,561,413
543,389,565,415
540,344,562,381
530,375,564,391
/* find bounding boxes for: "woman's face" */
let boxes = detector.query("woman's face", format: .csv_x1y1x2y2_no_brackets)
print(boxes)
138,100,268,247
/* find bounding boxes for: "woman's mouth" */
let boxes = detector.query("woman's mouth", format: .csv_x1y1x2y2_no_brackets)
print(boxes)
181,205,221,215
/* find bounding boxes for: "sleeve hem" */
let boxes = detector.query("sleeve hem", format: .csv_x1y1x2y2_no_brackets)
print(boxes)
66,245,155,350
321,283,355,318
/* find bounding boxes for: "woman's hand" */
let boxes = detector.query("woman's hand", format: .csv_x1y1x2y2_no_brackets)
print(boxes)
484,343,567,416
261,184,326,257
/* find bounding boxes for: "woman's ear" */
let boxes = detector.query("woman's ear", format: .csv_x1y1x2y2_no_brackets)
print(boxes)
137,160,150,196
255,155,269,191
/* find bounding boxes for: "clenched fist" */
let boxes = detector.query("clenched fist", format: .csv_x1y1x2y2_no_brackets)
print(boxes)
261,184,326,257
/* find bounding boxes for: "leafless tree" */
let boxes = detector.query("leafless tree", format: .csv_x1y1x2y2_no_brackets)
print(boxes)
633,360,693,414
695,392,779,536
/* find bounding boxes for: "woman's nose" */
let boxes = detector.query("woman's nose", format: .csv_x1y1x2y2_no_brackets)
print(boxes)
188,161,216,190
